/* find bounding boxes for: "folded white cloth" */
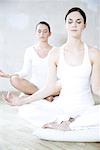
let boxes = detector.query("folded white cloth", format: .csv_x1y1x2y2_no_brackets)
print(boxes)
33,126,100,142
70,105,100,130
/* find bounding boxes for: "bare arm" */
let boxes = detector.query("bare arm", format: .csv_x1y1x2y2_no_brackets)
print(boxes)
91,48,100,96
0,70,18,78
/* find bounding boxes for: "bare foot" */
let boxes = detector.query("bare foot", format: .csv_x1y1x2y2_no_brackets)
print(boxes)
45,95,54,102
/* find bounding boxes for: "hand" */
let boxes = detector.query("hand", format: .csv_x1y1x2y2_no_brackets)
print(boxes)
0,70,5,77
43,120,71,131
3,92,24,106
0,70,10,78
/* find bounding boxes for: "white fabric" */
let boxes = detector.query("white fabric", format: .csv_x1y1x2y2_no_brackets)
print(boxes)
70,105,100,130
33,126,100,142
19,43,96,129
17,46,54,88
57,43,94,109
19,43,100,141
33,105,100,141
19,97,70,127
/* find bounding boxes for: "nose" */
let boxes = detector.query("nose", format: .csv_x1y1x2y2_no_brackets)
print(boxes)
72,22,77,27
40,32,44,36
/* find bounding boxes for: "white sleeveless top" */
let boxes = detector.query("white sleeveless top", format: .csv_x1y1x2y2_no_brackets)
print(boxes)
17,46,54,88
57,43,94,110
19,44,95,125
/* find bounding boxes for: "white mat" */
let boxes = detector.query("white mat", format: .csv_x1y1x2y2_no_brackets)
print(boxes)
33,126,100,142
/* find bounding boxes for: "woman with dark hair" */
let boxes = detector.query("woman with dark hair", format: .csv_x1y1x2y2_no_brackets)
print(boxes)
0,21,59,101
4,7,100,130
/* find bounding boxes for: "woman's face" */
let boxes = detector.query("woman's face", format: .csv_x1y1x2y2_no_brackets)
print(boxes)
65,11,86,38
35,24,51,42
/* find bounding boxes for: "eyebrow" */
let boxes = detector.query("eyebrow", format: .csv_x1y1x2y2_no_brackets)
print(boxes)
38,29,48,30
68,18,82,21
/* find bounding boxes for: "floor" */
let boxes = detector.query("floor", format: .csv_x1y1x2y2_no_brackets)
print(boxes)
0,92,100,150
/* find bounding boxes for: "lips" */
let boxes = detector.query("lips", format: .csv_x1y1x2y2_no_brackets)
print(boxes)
71,30,77,31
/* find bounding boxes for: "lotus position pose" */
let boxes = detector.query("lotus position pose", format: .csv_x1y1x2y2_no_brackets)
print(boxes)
0,21,59,101
4,8,100,130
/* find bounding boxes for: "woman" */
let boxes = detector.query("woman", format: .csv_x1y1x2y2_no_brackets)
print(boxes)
4,7,100,130
0,21,58,101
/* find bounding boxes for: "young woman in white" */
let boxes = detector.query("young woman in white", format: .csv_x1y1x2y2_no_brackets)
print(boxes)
4,8,100,130
0,21,58,101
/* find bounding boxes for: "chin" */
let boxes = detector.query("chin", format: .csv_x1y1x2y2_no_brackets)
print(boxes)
71,33,80,38
40,38,47,42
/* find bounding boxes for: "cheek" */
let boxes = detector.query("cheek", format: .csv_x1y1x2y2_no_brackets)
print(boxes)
45,33,50,37
65,24,69,31
35,33,41,38
35,31,40,35
78,24,85,32
81,24,85,29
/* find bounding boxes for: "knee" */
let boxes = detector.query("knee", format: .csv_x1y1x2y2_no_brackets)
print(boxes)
10,75,20,86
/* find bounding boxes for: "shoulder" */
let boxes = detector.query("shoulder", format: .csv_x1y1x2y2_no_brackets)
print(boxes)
25,45,35,52
48,47,61,65
49,44,65,56
49,47,60,56
88,45,100,64
24,46,35,56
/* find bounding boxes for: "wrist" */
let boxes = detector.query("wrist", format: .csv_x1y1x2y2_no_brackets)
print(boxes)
7,74,11,78
7,73,13,78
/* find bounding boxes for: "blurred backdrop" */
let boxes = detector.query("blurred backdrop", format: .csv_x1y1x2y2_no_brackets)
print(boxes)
0,0,100,91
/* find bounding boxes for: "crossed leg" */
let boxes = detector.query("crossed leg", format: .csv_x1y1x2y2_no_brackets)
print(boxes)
10,75,57,102
10,75,38,95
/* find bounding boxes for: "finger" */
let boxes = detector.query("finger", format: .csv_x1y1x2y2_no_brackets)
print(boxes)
2,92,14,105
2,93,10,102
42,121,57,128
2,94,12,105
6,91,11,99
2,94,8,101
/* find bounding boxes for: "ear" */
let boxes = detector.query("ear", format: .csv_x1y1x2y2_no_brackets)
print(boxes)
49,32,52,37
84,23,87,29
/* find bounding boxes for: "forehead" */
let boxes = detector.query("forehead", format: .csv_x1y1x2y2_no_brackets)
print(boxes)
36,24,49,30
67,11,84,20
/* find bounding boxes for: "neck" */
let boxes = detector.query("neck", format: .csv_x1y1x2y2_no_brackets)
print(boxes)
34,41,52,58
37,41,51,49
65,37,83,51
